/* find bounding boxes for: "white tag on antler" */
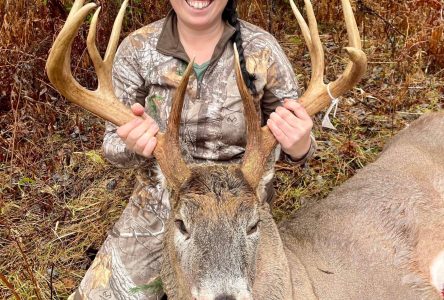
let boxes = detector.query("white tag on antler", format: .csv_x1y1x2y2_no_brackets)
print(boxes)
322,98,339,130
322,83,340,130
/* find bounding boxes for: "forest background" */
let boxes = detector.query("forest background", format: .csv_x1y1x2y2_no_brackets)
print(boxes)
0,0,443,298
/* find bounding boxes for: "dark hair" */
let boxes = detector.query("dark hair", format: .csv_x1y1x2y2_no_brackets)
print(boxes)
222,0,257,95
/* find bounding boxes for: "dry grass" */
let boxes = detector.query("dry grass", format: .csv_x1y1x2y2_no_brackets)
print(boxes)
1,0,443,299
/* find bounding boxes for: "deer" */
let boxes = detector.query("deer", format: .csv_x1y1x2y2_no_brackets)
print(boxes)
46,0,444,299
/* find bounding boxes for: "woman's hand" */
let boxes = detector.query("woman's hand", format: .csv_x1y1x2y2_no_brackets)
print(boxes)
267,99,313,160
116,103,159,158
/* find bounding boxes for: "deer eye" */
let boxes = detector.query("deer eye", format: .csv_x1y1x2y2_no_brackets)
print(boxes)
247,220,260,235
175,220,189,237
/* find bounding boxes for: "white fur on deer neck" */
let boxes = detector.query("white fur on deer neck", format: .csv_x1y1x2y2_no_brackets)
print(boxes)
431,250,444,297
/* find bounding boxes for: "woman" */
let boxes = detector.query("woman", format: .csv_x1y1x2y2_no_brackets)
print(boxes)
70,0,315,299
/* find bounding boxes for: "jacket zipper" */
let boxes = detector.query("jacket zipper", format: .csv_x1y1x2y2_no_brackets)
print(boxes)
195,63,215,100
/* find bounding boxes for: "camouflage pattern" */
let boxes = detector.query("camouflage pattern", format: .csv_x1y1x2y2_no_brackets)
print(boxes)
70,11,315,299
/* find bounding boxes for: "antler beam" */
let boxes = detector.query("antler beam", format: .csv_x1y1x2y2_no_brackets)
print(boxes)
46,0,191,191
239,0,367,190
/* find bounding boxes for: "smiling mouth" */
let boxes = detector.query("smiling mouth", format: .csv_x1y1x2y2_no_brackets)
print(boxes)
185,0,213,10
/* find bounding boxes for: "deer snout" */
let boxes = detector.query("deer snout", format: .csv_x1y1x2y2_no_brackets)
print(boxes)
191,288,253,300
192,295,236,300
214,295,236,300
192,295,252,300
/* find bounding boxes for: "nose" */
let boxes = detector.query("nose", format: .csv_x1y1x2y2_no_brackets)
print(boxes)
215,295,236,300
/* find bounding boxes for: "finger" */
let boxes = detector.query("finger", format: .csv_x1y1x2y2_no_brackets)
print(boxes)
275,106,303,129
133,121,159,155
269,112,295,139
117,118,143,139
131,103,145,116
283,100,311,121
142,137,157,158
133,131,152,155
127,118,156,147
267,119,290,148
131,102,156,125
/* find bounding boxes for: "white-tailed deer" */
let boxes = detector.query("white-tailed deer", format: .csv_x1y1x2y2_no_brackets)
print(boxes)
46,0,444,299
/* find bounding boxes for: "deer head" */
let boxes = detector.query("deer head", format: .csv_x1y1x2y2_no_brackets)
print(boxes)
46,0,367,299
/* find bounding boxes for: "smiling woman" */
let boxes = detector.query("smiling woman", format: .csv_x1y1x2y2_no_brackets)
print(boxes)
64,0,315,299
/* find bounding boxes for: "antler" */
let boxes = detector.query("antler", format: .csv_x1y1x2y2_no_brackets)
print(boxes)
46,0,191,190
238,0,367,190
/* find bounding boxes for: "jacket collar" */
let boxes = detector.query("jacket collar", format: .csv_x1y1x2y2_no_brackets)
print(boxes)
156,10,237,65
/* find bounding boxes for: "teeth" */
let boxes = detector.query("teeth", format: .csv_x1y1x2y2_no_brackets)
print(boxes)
186,0,211,9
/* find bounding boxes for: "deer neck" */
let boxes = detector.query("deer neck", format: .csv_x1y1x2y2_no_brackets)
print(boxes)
252,204,294,299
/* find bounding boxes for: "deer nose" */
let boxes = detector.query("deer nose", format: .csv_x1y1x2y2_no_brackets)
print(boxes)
214,295,236,300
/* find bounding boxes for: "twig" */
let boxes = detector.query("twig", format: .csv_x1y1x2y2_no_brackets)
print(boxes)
0,48,46,62
14,239,43,300
357,0,406,37
266,0,274,34
48,263,55,300
0,273,22,300
8,80,21,185
251,0,265,23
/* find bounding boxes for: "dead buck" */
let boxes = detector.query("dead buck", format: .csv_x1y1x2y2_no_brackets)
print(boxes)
46,0,444,299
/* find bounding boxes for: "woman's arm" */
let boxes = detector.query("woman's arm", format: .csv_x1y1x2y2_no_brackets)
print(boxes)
260,38,316,165
103,36,156,168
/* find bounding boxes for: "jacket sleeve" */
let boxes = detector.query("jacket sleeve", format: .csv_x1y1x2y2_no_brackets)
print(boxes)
102,36,151,168
261,37,317,166
260,36,300,121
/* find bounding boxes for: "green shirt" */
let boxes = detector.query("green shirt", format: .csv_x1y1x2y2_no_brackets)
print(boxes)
193,61,210,82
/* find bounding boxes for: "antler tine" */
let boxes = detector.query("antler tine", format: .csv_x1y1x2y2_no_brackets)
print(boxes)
342,0,361,48
87,7,106,80
66,0,85,22
154,62,194,191
104,0,128,64
301,0,325,83
330,0,367,97
86,0,128,94
47,0,193,192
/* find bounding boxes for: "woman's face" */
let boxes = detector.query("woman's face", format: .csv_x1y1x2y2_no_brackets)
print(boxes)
170,0,229,30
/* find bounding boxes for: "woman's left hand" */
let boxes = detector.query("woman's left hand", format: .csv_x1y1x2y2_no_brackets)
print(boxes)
267,99,313,160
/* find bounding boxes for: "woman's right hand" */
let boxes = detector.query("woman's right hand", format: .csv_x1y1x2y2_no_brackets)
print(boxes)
116,103,159,158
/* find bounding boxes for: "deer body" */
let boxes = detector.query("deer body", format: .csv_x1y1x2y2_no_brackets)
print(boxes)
280,112,444,299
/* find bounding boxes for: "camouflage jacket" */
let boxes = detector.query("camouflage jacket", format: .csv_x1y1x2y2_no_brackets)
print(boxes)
103,11,315,178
